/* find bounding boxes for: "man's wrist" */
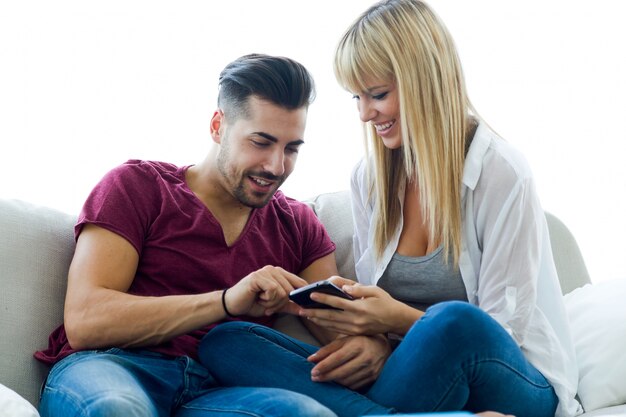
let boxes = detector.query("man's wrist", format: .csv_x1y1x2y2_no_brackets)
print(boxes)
221,288,237,318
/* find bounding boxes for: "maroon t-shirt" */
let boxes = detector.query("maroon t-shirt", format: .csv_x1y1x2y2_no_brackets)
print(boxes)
35,160,335,364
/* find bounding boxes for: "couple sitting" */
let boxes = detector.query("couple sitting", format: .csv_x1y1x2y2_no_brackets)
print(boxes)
35,1,580,417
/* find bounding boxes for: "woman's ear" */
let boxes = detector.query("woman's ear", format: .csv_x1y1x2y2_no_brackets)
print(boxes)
210,109,225,144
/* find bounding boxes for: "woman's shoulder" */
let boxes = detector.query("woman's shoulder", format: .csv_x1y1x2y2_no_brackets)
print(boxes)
468,124,535,188
350,157,375,189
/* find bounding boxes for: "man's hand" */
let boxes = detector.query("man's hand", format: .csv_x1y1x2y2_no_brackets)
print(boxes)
225,266,307,317
307,334,391,390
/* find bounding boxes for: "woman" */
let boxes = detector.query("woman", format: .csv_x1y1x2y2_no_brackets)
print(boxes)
199,1,581,416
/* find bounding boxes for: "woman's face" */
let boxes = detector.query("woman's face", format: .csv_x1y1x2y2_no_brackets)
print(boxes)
353,79,401,149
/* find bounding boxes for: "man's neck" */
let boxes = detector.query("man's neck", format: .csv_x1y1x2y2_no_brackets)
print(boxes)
186,162,253,246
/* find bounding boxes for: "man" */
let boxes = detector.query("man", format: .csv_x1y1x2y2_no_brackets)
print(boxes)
34,54,341,417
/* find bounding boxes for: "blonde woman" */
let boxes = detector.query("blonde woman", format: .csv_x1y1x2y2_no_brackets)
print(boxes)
199,1,581,416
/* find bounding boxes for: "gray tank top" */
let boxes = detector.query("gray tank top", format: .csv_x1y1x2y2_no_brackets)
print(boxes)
377,245,468,311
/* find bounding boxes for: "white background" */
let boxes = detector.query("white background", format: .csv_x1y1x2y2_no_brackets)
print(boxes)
1,1,625,283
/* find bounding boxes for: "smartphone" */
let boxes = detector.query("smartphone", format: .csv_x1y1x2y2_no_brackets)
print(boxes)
289,280,354,309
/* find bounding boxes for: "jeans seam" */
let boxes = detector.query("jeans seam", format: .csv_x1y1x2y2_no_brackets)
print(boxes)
431,357,552,411
244,323,315,357
42,386,88,416
467,358,552,389
179,404,276,417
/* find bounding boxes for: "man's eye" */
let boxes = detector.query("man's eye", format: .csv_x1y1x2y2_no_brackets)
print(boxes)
286,147,300,154
372,92,388,100
252,140,269,147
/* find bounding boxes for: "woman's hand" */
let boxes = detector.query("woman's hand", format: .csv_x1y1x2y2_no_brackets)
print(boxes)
308,334,391,390
298,276,422,335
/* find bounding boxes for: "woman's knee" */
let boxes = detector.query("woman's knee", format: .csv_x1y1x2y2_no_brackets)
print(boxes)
410,301,506,347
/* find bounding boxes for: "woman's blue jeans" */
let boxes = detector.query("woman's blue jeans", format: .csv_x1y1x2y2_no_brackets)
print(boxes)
39,347,337,417
199,301,558,417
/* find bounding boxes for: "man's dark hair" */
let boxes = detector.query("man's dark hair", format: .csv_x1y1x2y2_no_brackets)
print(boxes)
218,53,316,120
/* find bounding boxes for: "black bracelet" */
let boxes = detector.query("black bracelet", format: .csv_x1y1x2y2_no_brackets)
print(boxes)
222,288,236,318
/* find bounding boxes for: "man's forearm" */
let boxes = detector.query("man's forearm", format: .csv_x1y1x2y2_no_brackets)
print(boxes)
64,288,227,350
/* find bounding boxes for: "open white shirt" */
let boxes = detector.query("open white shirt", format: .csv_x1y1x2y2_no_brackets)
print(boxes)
351,122,582,417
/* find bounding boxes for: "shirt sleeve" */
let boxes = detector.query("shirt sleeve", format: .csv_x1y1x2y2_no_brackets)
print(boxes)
473,154,546,346
75,161,159,255
294,201,337,273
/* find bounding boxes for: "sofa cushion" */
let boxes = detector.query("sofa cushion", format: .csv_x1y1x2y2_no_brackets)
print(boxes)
564,279,626,412
0,384,39,417
0,199,76,405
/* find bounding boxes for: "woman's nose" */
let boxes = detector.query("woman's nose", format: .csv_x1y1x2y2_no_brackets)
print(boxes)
358,99,376,122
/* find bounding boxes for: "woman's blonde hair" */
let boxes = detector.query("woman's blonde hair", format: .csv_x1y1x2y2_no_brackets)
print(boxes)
334,0,475,265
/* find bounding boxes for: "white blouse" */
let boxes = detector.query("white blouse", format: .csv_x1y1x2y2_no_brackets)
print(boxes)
350,122,582,417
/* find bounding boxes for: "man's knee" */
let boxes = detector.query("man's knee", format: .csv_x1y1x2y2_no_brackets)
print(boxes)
85,394,156,417
279,392,337,417
200,321,271,358
179,387,337,417
40,390,156,417
40,353,158,417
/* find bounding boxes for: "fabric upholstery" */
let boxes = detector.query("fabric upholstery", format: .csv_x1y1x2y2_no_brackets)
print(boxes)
545,212,591,294
0,199,75,405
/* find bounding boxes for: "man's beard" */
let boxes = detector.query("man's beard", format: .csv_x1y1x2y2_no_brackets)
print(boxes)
216,141,285,208
231,170,285,209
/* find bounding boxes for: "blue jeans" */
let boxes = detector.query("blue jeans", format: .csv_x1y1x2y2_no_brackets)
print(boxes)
199,301,558,417
39,347,336,417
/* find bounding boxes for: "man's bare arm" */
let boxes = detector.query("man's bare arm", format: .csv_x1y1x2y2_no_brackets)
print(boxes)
63,224,229,349
64,224,306,350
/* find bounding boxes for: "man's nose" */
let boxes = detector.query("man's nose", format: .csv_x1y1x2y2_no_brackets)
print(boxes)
264,150,285,177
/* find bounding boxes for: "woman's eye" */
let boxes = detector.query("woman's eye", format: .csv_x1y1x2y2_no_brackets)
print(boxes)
352,94,360,100
372,92,388,100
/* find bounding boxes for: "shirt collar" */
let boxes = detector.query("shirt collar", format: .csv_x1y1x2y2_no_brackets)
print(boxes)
462,121,492,192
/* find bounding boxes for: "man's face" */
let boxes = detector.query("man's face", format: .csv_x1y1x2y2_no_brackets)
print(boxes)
214,96,307,208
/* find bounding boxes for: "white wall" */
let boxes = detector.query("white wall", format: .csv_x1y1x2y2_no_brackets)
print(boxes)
1,1,625,283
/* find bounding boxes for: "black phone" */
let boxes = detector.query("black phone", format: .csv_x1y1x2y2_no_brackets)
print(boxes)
289,280,354,309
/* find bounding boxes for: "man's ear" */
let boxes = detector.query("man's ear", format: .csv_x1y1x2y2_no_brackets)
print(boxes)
210,109,224,144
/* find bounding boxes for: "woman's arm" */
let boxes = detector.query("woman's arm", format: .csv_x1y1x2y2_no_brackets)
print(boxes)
472,175,545,345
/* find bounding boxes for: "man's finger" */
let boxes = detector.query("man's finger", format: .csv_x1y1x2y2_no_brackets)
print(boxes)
274,267,308,289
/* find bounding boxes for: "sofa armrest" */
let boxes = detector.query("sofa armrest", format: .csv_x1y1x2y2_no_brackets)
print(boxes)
0,199,76,406
545,212,591,294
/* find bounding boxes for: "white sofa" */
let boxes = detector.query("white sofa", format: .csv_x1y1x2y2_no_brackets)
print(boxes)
1,192,625,416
